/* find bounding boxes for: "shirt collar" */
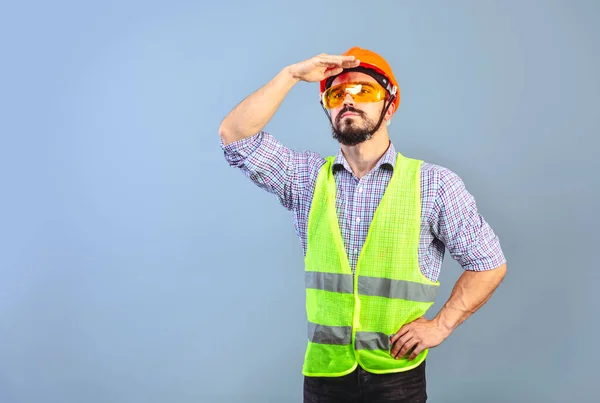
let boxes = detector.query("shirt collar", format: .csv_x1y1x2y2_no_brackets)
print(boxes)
332,141,397,174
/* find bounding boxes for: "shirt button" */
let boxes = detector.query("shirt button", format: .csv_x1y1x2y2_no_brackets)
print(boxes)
358,186,363,193
356,217,361,223
354,248,358,254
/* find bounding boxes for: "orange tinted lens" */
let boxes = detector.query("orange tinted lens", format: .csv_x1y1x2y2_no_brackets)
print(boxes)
322,82,387,109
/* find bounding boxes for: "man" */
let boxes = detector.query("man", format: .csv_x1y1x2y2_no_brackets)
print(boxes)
219,47,507,402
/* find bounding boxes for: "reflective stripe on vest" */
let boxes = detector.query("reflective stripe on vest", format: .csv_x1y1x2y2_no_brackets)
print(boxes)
307,322,392,350
306,271,438,302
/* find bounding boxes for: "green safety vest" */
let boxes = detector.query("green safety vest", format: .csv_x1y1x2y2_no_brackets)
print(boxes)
303,152,440,377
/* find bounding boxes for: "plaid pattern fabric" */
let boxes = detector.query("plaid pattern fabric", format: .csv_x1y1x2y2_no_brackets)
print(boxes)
221,131,505,282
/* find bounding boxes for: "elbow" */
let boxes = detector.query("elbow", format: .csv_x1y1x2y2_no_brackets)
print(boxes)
219,121,234,145
495,262,508,283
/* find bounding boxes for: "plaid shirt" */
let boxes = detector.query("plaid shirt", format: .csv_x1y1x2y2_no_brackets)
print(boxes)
221,131,505,282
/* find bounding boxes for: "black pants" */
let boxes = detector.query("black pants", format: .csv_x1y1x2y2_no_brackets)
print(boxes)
303,361,427,403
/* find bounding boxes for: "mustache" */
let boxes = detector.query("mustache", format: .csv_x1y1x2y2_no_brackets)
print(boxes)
336,106,365,122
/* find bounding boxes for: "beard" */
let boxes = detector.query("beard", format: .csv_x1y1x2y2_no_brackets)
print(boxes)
331,106,379,146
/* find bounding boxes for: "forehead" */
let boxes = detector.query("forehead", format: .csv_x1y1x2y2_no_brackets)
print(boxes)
331,71,377,87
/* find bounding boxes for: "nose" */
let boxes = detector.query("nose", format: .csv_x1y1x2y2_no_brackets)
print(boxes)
342,92,355,106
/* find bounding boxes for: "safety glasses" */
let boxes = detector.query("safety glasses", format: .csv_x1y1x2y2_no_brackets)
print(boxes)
321,81,389,109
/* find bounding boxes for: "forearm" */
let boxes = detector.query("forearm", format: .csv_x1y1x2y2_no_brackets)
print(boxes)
433,263,507,336
219,65,300,145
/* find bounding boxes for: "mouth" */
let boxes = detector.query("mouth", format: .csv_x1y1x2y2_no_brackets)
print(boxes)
340,112,360,119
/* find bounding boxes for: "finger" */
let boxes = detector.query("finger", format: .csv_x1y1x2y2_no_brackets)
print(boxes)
396,339,418,359
342,59,361,67
409,345,425,360
318,54,357,62
316,60,352,69
389,338,401,357
317,61,345,68
390,324,411,343
317,56,358,66
390,332,413,357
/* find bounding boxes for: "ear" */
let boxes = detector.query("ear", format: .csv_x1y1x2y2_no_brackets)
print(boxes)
384,101,395,120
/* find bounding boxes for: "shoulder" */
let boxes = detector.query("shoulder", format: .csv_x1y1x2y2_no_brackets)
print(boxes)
419,162,465,194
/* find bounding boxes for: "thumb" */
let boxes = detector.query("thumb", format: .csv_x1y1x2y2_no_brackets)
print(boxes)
324,67,343,78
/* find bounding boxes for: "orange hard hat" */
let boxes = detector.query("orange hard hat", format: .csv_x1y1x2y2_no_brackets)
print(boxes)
320,47,400,113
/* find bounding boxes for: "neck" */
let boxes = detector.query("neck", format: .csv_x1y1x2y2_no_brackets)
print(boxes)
340,129,391,179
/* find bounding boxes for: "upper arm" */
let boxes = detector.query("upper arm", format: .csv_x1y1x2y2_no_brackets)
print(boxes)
221,131,323,211
430,167,506,271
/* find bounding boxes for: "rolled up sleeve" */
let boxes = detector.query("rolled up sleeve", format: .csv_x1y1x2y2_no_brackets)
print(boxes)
433,168,506,271
220,131,322,212
220,132,265,168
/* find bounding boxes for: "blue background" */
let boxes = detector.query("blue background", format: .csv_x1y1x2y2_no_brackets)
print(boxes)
1,0,599,402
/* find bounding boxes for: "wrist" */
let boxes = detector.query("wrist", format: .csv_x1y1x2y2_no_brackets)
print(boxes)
284,64,301,83
433,313,456,338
